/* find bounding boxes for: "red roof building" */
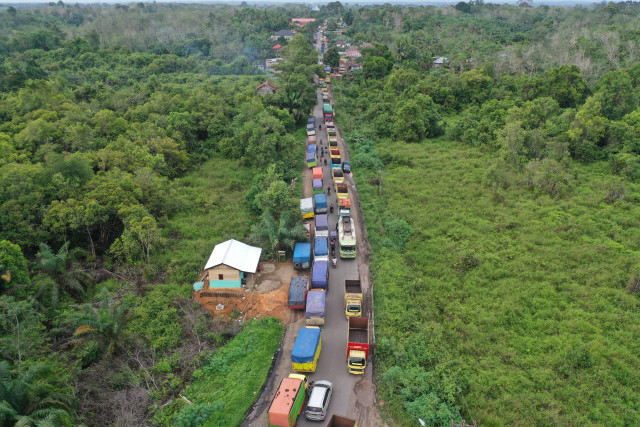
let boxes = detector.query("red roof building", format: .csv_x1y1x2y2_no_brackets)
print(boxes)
291,18,316,27
256,81,280,96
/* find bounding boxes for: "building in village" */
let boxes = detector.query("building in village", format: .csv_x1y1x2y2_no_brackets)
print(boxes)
291,18,316,27
271,29,296,41
256,81,280,95
193,239,262,290
433,56,448,68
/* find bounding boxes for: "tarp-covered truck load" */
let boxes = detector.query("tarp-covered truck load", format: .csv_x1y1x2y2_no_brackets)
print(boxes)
314,237,328,260
307,117,316,125
306,151,317,168
300,198,314,219
307,144,317,154
312,167,323,180
339,198,351,217
292,327,322,372
293,243,311,270
314,193,327,214
312,178,323,195
267,374,309,427
314,214,329,237
323,103,333,120
305,289,326,326
306,123,316,136
307,134,317,144
288,275,309,309
311,260,329,291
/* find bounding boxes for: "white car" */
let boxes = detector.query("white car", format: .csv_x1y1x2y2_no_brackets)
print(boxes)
305,380,333,421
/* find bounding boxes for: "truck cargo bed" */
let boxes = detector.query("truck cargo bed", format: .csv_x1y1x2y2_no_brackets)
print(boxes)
348,329,367,343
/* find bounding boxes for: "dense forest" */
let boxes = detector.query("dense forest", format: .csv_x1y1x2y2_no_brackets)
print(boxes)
2,1,640,426
0,3,320,426
328,1,640,425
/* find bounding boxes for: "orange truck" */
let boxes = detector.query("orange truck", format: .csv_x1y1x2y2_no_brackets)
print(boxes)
267,374,309,427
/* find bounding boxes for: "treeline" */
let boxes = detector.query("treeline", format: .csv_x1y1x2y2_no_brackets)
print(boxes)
329,2,640,81
0,3,311,62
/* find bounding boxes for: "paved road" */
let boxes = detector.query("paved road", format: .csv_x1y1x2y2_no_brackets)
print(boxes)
243,28,384,427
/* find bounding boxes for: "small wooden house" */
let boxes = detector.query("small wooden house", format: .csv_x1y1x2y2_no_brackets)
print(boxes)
256,81,280,96
194,239,262,290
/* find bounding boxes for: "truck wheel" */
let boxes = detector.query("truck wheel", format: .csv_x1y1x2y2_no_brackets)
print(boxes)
294,263,302,269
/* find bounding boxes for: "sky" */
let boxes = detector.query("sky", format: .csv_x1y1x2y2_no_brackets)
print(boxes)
0,0,600,7
4,0,592,4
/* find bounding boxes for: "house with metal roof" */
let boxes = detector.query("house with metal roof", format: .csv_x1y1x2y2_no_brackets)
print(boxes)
271,29,296,41
433,56,448,68
194,239,262,290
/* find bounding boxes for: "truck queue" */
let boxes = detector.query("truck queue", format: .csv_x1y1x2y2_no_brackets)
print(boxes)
267,23,364,427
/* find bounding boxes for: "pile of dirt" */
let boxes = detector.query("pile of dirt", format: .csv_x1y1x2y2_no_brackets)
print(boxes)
196,262,308,324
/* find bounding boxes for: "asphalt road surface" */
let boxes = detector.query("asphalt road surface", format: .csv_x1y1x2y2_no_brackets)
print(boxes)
243,29,384,427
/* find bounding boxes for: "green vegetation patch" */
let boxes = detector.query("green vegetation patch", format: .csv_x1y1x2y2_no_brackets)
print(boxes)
361,140,640,425
168,317,284,427
160,154,254,283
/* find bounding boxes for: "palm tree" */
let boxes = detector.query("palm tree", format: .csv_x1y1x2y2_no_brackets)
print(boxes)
33,243,90,309
70,289,138,359
250,211,308,260
0,361,73,426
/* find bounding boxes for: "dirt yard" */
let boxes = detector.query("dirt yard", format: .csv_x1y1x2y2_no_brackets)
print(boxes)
196,262,307,324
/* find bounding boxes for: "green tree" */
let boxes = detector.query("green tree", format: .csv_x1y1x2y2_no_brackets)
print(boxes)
0,361,73,426
254,180,298,221
0,240,29,292
595,70,638,120
363,56,393,80
110,205,165,265
33,242,89,309
543,65,591,108
71,289,138,359
0,296,46,370
567,96,607,161
250,212,307,259
323,46,340,70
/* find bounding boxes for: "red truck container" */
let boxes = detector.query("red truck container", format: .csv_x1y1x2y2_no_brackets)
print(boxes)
346,317,369,375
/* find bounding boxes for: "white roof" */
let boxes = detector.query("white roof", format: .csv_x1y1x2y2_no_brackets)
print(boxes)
204,239,262,273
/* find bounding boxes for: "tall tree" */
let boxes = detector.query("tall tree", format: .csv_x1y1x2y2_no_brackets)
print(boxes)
0,361,73,426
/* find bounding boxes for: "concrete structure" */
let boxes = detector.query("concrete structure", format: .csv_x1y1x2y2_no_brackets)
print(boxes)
256,81,280,96
194,239,262,290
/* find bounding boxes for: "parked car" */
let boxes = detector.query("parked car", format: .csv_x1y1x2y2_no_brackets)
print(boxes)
305,380,333,421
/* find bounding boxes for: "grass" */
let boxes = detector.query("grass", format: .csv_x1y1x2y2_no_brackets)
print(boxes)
351,138,640,425
170,317,284,426
156,154,255,284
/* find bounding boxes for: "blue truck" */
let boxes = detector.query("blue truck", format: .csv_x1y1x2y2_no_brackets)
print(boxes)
314,193,327,214
293,243,311,270
314,214,329,237
311,260,329,291
305,289,326,326
314,237,329,261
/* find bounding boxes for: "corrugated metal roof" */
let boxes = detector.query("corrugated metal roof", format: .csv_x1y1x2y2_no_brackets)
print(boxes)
204,239,262,273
